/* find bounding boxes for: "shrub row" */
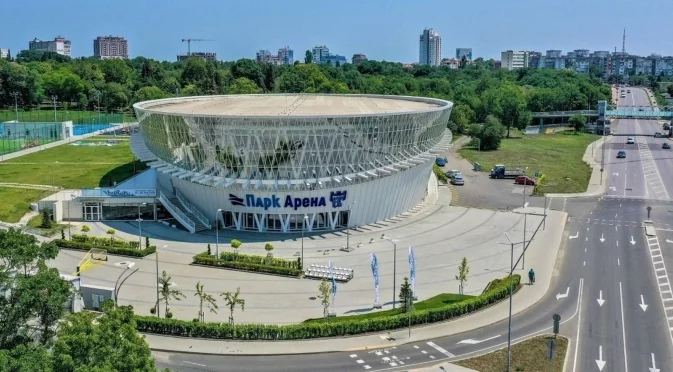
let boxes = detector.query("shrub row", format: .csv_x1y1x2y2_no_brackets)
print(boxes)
71,234,140,249
218,251,300,269
193,252,303,277
54,239,156,258
135,274,521,340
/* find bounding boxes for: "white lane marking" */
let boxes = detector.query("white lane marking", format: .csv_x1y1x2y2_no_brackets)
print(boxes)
596,345,606,371
556,287,570,300
363,365,371,370
597,290,605,306
645,232,673,347
640,295,649,312
457,335,501,345
182,361,207,367
413,345,419,349
350,354,358,358
426,342,455,357
356,360,364,364
619,282,629,371
421,350,427,354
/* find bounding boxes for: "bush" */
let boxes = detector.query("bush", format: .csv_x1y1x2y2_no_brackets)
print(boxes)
71,234,139,249
194,252,302,277
433,163,448,184
54,239,156,258
135,274,520,340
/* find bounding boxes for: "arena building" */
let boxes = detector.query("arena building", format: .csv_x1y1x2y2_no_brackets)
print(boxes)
107,94,452,234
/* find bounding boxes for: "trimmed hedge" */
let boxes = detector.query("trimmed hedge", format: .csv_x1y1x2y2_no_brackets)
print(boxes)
135,274,521,340
54,239,156,258
193,252,303,277
71,234,140,249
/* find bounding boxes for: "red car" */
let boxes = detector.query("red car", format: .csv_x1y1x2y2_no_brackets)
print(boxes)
515,175,536,186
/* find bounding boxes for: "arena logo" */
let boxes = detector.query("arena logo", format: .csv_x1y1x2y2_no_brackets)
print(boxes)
229,191,347,211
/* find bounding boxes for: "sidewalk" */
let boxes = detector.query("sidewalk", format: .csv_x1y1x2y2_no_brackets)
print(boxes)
144,206,567,355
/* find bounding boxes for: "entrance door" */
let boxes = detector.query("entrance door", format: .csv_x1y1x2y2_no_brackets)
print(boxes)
84,204,101,221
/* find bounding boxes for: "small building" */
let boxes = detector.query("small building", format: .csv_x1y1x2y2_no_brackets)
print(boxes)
352,54,368,65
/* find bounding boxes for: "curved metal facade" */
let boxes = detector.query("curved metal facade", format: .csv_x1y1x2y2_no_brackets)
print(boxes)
134,94,453,232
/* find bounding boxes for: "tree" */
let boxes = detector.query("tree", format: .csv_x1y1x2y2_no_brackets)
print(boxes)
207,243,212,256
228,77,263,94
317,278,331,318
40,209,52,229
194,281,218,322
231,239,241,257
132,86,168,104
498,84,532,137
569,114,587,133
230,59,265,90
145,236,150,249
455,257,470,295
105,229,115,243
264,242,274,259
80,225,90,237
158,270,185,318
221,287,245,325
304,50,313,64
51,303,156,372
399,277,414,313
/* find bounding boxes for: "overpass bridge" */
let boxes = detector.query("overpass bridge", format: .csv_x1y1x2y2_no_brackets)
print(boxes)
532,106,673,122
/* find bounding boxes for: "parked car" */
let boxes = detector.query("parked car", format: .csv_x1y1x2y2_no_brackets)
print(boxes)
663,143,671,149
627,89,631,93
663,123,670,130
626,137,635,144
435,157,447,167
655,132,663,138
617,150,627,158
445,170,461,178
451,174,464,185
514,175,536,186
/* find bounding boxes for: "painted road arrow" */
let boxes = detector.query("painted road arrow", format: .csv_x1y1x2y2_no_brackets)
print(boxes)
597,290,605,306
650,353,660,372
609,186,616,191
613,172,619,176
569,232,579,239
640,295,648,311
457,335,500,345
596,345,606,371
666,239,673,244
600,233,605,243
556,287,570,300
630,236,636,245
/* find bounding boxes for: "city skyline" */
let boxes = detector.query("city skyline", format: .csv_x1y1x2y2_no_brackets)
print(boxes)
1,0,673,63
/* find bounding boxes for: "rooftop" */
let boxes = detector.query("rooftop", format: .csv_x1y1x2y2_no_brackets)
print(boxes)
137,94,446,117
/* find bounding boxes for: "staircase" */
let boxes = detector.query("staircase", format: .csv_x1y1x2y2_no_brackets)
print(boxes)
165,195,210,232
158,190,210,234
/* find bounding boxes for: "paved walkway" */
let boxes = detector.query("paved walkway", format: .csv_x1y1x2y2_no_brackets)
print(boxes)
137,204,565,355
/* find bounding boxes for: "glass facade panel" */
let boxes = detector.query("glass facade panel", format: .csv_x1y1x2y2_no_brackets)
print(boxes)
101,203,155,221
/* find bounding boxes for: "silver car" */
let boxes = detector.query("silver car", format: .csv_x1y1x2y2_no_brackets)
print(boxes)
626,137,635,144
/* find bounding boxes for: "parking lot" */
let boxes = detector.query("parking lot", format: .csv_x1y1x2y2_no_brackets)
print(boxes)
440,151,546,211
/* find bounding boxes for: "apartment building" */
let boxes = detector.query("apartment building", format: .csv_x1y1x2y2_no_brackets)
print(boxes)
455,48,472,61
93,36,128,59
419,28,442,66
176,52,217,62
29,36,71,57
500,50,529,70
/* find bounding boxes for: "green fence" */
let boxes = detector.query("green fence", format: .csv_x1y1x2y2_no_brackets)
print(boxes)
0,110,127,124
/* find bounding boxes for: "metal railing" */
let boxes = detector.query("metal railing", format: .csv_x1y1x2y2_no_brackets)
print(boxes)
158,190,196,234
174,188,211,229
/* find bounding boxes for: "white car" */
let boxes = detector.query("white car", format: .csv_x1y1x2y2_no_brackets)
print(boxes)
626,137,635,144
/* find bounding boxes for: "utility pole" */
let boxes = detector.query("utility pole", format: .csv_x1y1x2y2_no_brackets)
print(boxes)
12,92,19,122
51,95,58,122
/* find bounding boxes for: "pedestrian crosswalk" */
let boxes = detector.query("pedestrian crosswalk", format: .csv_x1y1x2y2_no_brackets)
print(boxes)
566,216,673,230
347,341,456,370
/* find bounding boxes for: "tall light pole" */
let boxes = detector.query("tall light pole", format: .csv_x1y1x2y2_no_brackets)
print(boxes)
215,208,222,257
156,244,166,318
67,194,76,239
301,215,308,268
137,203,146,248
11,92,19,122
346,201,357,250
522,167,528,270
114,262,138,305
93,91,102,124
51,95,58,122
381,234,398,309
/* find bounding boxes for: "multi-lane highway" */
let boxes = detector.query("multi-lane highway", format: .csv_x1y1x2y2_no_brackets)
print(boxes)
154,87,673,372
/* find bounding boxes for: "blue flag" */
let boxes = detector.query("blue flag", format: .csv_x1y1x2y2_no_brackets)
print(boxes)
371,253,379,287
329,261,337,295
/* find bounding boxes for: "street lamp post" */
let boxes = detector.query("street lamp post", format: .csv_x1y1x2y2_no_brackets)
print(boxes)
67,194,76,239
156,244,166,318
12,91,19,122
503,232,532,372
381,234,398,309
93,91,102,124
215,209,222,257
301,215,308,269
137,203,146,248
114,262,138,305
346,201,357,250
51,95,58,122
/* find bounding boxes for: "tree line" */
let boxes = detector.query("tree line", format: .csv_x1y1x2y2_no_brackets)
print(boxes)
0,49,610,134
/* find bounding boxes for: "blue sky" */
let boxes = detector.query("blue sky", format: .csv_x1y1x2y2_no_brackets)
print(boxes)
2,0,672,63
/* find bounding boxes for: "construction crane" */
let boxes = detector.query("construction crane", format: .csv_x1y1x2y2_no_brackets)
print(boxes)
181,38,213,56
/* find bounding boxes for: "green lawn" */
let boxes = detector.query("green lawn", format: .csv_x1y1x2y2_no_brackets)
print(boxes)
0,140,146,189
0,187,50,223
0,138,59,156
303,293,472,324
0,109,134,123
459,131,599,195
454,335,568,372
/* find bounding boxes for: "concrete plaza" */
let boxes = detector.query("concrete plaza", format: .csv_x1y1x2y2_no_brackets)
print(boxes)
49,181,563,325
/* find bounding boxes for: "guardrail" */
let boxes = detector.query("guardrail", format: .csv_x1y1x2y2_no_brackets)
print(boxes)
158,190,196,234
175,189,211,229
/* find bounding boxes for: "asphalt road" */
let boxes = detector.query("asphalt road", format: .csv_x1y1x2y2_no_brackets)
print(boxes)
153,88,673,372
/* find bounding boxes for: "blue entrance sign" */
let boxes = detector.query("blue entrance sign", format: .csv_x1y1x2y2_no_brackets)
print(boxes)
229,190,348,211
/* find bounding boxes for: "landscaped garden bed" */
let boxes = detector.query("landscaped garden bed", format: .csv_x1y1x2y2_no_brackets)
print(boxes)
54,232,156,258
192,250,303,278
